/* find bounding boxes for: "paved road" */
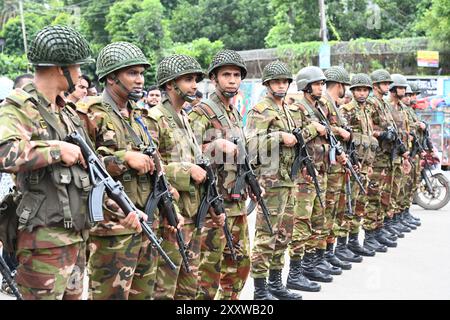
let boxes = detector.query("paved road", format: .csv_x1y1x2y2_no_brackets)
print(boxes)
2,173,449,300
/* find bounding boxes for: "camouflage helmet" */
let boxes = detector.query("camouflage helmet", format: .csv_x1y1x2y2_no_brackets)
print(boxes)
324,66,350,85
349,73,373,90
408,82,421,94
389,74,408,90
157,54,204,88
295,66,326,91
96,42,150,82
28,25,93,67
405,84,413,94
262,60,293,84
370,69,393,84
207,49,247,80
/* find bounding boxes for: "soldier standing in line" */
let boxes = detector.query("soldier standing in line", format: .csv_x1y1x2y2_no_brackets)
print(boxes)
189,50,251,300
148,54,210,300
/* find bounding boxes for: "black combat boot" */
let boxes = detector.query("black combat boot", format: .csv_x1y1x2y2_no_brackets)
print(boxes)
374,228,397,247
392,214,411,233
254,278,278,300
399,211,417,230
286,259,321,292
267,269,302,300
325,242,351,270
404,208,421,224
334,236,363,263
379,226,398,241
301,251,333,283
403,210,421,227
347,232,376,256
363,230,388,252
315,248,342,275
384,217,405,238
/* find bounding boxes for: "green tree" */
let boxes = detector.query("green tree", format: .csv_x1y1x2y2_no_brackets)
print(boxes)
416,0,450,49
169,37,224,68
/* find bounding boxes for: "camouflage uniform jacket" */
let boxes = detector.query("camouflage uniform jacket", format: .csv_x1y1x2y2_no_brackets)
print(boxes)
80,90,154,236
293,96,331,174
322,92,347,174
367,95,396,168
147,97,201,223
245,96,318,188
389,99,411,164
341,99,378,170
0,83,89,249
188,92,248,210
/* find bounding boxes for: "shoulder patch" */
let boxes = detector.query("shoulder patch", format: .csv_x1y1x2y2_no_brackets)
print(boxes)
147,105,165,122
253,101,269,114
5,88,34,108
342,103,355,112
76,96,103,114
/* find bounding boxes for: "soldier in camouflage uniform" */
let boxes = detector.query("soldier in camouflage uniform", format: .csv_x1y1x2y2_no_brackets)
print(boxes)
399,84,423,228
188,50,251,300
367,70,403,242
0,25,95,300
245,61,310,300
287,66,346,285
386,74,414,235
148,54,207,300
341,74,391,255
79,42,169,300
320,66,355,270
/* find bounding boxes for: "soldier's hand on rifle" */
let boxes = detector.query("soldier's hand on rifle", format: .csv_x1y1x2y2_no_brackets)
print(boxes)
336,153,348,166
169,185,180,201
301,167,313,183
215,138,238,156
59,141,87,168
190,164,207,184
338,127,351,141
311,121,327,136
280,132,297,147
119,210,147,233
402,159,412,174
124,151,155,175
402,151,410,159
418,121,426,130
367,166,373,177
163,212,185,233
210,208,225,227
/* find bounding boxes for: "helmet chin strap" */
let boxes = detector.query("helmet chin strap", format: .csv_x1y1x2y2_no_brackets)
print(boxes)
62,67,76,94
173,82,196,103
392,87,405,100
305,85,321,101
112,74,143,102
338,83,346,99
267,83,288,99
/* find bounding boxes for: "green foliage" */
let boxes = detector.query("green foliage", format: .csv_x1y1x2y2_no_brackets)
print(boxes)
168,38,224,69
0,53,29,79
416,0,450,49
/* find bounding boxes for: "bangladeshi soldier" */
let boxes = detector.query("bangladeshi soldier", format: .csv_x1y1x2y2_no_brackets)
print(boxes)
387,74,414,235
341,73,390,254
367,70,403,242
245,61,308,300
399,84,423,228
189,50,251,300
287,66,344,285
0,25,95,300
320,66,354,271
148,54,208,300
80,41,181,300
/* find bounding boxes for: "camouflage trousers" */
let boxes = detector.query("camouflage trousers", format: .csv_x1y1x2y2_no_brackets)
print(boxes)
251,186,294,278
401,157,420,210
196,208,250,300
154,222,201,300
363,166,392,231
333,175,350,238
324,171,345,243
388,161,404,217
16,240,86,300
88,232,156,300
289,174,327,258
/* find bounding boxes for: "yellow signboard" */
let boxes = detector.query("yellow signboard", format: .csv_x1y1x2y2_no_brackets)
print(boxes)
417,50,439,68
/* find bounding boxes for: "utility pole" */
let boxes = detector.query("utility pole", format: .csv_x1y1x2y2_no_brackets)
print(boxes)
319,0,328,43
19,0,29,72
